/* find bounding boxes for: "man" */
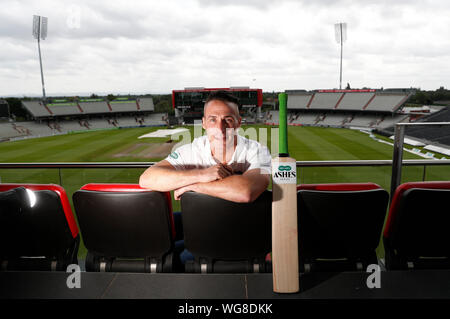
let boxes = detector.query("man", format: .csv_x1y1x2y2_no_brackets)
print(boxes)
139,91,271,202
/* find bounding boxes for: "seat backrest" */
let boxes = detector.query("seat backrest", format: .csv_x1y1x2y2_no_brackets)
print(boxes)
297,182,382,192
180,190,272,272
73,184,175,272
383,181,450,270
297,183,389,272
79,183,175,238
0,183,79,271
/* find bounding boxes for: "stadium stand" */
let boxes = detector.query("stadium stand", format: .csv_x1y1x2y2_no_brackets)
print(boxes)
21,97,155,118
338,92,375,111
286,90,412,112
22,101,52,117
277,89,415,131
308,92,343,110
287,93,313,109
383,181,450,270
144,113,168,126
115,117,138,127
0,123,28,139
73,184,178,273
78,101,110,114
349,114,378,128
180,191,272,273
267,110,279,125
0,184,80,271
0,95,165,141
59,120,87,132
377,114,410,129
381,106,450,147
364,93,410,112
289,112,317,126
109,101,138,113
296,183,389,272
137,98,155,111
319,113,345,126
17,121,54,137
47,103,80,116
270,110,410,130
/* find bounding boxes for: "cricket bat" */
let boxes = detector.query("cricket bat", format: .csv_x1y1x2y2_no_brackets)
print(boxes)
272,92,299,293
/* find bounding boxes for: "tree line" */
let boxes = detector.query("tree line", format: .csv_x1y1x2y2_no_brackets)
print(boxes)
407,87,450,105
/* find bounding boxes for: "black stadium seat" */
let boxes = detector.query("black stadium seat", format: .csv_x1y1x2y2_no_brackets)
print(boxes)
383,181,450,270
180,191,272,273
296,183,389,272
0,184,80,271
73,184,177,273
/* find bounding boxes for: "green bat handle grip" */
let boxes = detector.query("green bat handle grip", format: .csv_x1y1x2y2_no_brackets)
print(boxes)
278,93,288,156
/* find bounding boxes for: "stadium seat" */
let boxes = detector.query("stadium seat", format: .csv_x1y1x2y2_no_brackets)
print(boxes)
72,184,177,273
383,181,450,270
180,191,272,273
0,183,79,271
296,183,389,272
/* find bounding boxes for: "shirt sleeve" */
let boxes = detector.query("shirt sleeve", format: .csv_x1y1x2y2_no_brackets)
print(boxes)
246,142,272,175
165,143,192,170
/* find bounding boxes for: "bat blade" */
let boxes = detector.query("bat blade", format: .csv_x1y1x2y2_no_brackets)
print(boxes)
272,155,299,293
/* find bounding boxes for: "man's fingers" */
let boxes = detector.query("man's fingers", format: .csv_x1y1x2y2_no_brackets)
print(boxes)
223,164,233,174
218,166,232,178
174,188,184,200
219,163,233,174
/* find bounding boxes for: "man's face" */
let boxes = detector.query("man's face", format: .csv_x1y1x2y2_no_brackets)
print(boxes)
202,99,241,144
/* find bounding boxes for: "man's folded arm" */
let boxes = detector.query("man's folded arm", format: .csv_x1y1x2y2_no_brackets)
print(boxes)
139,160,201,191
180,168,270,203
139,160,234,191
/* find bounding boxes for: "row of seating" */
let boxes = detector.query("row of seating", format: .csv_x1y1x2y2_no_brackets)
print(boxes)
1,181,449,273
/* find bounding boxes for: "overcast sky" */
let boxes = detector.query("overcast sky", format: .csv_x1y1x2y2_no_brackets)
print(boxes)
1,0,449,97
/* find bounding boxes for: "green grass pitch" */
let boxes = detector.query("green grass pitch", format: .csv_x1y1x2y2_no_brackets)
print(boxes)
0,125,449,259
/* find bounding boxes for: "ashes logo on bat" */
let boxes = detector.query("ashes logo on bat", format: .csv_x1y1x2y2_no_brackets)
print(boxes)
272,162,296,184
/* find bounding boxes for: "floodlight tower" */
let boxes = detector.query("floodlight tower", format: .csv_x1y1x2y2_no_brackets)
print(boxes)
335,22,347,90
32,15,48,102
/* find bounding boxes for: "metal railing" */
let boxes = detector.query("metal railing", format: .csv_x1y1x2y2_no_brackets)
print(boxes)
1,159,450,170
390,122,450,200
1,159,449,192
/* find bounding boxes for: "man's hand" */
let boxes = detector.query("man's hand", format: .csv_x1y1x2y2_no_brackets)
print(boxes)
198,163,233,183
175,164,234,200
174,184,193,200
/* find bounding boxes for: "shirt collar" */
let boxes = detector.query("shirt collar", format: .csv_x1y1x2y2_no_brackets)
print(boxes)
204,134,241,165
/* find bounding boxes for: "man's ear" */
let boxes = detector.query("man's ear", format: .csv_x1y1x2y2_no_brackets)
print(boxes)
202,117,206,130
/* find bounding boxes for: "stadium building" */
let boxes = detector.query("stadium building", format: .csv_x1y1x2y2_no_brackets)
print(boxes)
172,87,263,124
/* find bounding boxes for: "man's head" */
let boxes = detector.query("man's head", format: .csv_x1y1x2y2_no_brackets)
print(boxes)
202,91,242,144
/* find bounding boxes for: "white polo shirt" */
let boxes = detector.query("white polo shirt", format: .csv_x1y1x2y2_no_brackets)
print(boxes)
165,135,272,175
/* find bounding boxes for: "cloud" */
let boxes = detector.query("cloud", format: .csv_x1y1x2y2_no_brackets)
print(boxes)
0,0,449,96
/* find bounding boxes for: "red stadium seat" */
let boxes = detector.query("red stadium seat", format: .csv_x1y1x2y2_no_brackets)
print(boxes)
296,183,389,272
0,183,79,271
383,181,450,270
72,183,177,273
